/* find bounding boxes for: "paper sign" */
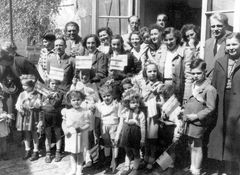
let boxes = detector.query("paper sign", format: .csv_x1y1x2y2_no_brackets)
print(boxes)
48,67,64,81
109,54,128,71
75,56,92,69
34,81,51,97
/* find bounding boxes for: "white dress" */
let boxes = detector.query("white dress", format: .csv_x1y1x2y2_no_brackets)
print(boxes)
62,108,91,154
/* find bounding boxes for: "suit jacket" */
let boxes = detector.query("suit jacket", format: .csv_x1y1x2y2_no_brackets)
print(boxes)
204,31,231,79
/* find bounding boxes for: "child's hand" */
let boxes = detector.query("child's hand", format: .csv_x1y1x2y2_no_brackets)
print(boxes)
66,132,72,138
76,127,82,133
89,106,96,113
185,114,198,121
128,119,137,125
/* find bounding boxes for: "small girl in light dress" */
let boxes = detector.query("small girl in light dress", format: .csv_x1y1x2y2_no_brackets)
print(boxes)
61,90,92,175
0,85,13,160
115,89,146,175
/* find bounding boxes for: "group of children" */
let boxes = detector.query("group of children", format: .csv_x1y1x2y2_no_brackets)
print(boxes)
0,58,217,175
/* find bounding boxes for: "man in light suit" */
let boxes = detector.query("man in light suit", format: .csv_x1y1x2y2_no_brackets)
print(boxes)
204,12,231,79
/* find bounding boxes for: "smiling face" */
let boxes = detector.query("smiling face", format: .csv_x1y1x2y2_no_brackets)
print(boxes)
86,37,97,53
102,92,113,105
130,33,141,49
210,18,226,39
156,14,167,28
66,25,78,40
146,64,158,82
226,36,240,59
150,29,161,45
54,39,66,56
99,30,110,45
164,33,177,51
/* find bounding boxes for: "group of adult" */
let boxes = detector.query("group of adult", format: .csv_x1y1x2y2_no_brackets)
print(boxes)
0,11,240,174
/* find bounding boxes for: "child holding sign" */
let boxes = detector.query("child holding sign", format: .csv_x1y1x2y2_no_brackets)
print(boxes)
109,35,141,77
41,79,64,163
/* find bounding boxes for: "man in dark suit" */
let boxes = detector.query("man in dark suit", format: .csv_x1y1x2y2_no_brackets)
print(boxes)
204,12,231,79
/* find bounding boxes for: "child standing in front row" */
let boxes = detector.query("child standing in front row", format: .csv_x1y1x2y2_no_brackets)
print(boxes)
133,62,163,171
42,79,64,163
183,59,217,175
115,89,146,175
95,85,120,173
61,90,91,175
15,75,42,161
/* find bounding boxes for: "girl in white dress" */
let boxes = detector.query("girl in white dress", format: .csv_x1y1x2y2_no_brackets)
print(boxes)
61,90,92,175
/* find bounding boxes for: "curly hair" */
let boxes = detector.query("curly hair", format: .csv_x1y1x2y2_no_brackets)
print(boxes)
66,90,86,105
121,88,144,109
82,34,101,48
97,27,113,37
99,85,113,96
180,24,200,42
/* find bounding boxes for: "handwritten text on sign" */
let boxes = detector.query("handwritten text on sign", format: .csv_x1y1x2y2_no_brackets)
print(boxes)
109,55,128,71
48,67,64,81
75,56,92,69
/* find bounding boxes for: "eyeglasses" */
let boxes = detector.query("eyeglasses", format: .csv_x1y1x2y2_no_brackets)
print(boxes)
211,25,223,28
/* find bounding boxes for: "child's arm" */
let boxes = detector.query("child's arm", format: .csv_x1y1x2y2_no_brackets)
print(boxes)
197,86,217,120
139,112,146,146
15,93,24,113
61,108,68,134
115,113,124,144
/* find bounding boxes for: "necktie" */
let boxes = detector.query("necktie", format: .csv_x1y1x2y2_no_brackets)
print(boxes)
213,40,218,56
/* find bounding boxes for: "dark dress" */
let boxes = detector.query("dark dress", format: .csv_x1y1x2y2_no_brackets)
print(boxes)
119,112,141,149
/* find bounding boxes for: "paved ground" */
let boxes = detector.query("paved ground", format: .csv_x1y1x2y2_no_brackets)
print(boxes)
0,132,220,175
0,140,186,175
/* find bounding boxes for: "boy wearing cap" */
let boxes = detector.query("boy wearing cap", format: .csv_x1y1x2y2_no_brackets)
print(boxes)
15,74,43,161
